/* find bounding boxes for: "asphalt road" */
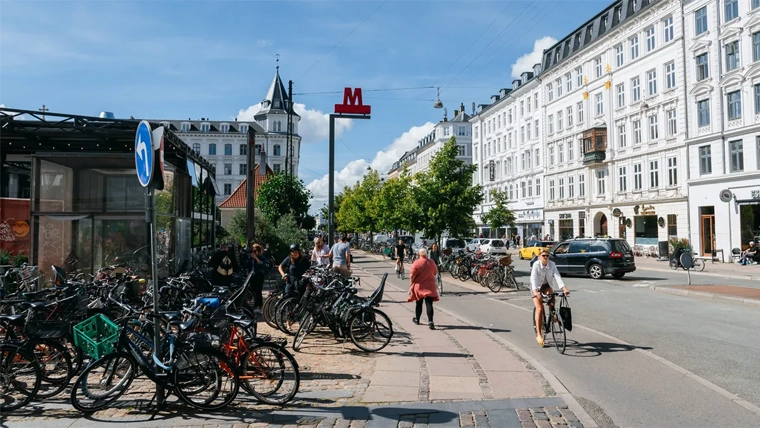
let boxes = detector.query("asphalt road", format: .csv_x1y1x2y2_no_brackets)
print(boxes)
358,254,760,428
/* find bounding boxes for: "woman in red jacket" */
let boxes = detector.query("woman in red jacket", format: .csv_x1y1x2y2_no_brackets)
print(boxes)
408,247,440,330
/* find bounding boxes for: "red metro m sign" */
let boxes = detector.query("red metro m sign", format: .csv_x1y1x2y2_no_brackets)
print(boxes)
334,88,371,115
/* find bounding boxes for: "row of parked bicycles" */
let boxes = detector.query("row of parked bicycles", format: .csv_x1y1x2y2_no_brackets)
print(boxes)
440,250,523,293
0,263,300,413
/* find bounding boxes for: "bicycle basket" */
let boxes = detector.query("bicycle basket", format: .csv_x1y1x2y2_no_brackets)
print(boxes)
73,314,119,359
443,248,453,256
499,255,512,266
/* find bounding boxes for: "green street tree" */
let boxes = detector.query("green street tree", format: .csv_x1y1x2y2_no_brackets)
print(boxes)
481,188,515,238
376,167,420,234
337,171,382,235
256,172,312,228
320,192,344,231
414,136,483,246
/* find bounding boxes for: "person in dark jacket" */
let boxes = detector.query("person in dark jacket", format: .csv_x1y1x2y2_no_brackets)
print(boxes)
250,243,268,314
278,243,311,296
209,243,239,287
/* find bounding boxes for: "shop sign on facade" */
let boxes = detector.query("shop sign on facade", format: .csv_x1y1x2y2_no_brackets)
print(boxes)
578,211,586,219
559,213,572,219
752,190,760,199
640,205,655,215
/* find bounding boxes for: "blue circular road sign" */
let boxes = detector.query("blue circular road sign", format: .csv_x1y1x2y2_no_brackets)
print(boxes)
135,120,154,187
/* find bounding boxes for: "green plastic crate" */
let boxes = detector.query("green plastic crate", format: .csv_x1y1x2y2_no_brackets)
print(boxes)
73,314,119,359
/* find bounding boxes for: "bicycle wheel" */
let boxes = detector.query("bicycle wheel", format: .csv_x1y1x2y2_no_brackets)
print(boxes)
241,343,300,405
70,352,136,413
274,297,299,335
262,294,280,329
348,308,393,353
31,338,73,398
174,348,239,411
693,258,705,272
293,313,316,352
551,310,566,354
436,274,443,296
669,259,679,270
0,344,41,411
484,272,502,293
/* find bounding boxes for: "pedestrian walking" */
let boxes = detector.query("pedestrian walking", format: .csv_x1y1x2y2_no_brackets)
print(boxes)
311,237,330,267
250,243,267,314
428,243,441,266
408,247,439,330
328,233,352,278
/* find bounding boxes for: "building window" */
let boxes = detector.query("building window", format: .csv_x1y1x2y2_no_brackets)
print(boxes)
557,112,563,131
444,126,451,136
527,125,532,140
556,79,563,97
633,120,642,144
754,0,760,10
521,182,527,198
566,73,572,92
521,101,525,115
577,102,584,123
757,136,760,169
699,145,712,174
240,144,247,156
646,27,656,52
220,124,229,133
209,144,216,155
579,173,586,197
616,44,624,67
753,32,760,63
273,164,281,174
181,123,191,132
647,70,657,95
595,57,602,78
535,149,540,166
667,157,678,186
665,62,676,89
618,124,627,148
649,160,659,188
649,115,659,140
632,77,641,101
559,178,565,199
548,115,554,134
568,141,574,161
596,93,604,116
667,214,678,239
536,179,541,196
696,7,708,35
457,145,466,156
697,99,711,126
633,163,643,190
726,41,740,71
535,94,539,110
616,84,625,107
549,146,555,166
576,67,583,87
458,126,466,136
534,120,539,138
548,83,553,101
201,123,210,132
727,90,742,120
631,35,639,60
667,109,677,136
521,152,526,170
273,144,281,156
192,143,200,154
664,16,674,42
224,163,232,175
558,144,565,163
566,107,573,127
239,164,247,175
240,124,249,133
619,166,627,192
549,180,555,201
696,53,709,81
521,126,525,142
224,183,232,195
596,169,606,195
528,179,533,197
224,144,232,156
568,176,575,198
725,0,739,22
730,140,744,172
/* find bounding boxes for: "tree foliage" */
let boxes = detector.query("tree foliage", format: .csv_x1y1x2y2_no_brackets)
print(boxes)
414,136,483,245
337,171,382,233
256,172,312,228
225,209,306,260
481,188,515,234
375,167,420,233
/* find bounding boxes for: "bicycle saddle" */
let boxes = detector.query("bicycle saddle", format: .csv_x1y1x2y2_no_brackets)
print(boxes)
232,318,255,330
224,312,245,321
0,314,25,325
175,319,196,331
21,301,46,310
159,311,183,322
22,290,49,301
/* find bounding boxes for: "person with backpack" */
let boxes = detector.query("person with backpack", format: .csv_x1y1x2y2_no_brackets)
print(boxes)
209,243,239,287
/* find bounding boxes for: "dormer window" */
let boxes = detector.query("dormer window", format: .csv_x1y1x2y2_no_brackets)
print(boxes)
201,123,210,133
240,124,249,134
574,33,581,49
585,24,593,43
614,6,622,23
181,122,190,132
600,15,607,34
220,123,230,133
274,100,281,109
161,122,171,129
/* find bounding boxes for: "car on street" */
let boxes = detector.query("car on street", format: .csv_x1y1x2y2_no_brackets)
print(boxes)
441,238,466,253
479,239,508,255
519,241,557,259
529,238,636,279
466,238,485,252
398,235,415,247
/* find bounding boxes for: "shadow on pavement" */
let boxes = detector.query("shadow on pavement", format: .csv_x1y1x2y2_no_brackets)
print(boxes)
439,324,512,334
562,339,653,358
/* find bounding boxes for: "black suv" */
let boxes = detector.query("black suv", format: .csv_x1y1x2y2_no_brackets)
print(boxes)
530,238,636,279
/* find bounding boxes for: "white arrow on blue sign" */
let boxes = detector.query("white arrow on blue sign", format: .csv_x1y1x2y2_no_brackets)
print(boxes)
135,120,154,187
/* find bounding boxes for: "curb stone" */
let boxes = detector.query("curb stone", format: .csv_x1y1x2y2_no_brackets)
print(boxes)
649,286,760,308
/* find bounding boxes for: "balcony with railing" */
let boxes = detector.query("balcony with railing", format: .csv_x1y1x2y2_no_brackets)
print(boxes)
581,127,607,164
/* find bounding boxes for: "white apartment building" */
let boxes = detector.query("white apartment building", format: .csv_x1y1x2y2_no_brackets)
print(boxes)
387,104,473,178
540,0,688,248
684,0,760,258
471,66,545,239
156,67,302,204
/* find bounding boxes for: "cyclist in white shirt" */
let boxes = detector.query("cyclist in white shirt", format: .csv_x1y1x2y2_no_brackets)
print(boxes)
530,249,570,347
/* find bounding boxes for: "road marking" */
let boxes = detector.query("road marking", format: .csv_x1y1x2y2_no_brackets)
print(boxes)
583,289,598,293
493,298,760,418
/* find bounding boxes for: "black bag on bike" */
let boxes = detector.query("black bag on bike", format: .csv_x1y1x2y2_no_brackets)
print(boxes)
559,300,572,331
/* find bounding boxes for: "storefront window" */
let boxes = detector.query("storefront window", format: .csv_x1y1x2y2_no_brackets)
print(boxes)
38,160,73,212
667,214,677,239
740,205,760,248
35,216,92,278
634,215,658,245
578,219,585,238
559,219,574,240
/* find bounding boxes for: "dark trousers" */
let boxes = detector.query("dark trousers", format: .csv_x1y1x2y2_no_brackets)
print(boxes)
415,297,435,323
252,272,265,308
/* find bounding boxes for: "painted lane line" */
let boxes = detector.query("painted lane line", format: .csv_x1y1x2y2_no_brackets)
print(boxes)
583,289,598,293
493,298,760,418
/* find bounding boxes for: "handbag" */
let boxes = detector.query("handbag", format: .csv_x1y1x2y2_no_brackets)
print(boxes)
559,297,572,331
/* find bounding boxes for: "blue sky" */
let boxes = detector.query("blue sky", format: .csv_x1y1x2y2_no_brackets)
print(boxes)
0,0,610,211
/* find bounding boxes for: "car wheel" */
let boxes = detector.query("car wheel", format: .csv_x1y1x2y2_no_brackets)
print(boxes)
611,272,625,279
519,252,524,260
588,263,604,279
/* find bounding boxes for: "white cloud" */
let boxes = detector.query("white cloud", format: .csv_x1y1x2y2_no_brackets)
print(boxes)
510,36,557,79
305,122,435,210
236,102,352,144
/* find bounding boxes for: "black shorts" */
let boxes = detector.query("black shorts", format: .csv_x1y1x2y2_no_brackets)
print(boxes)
396,256,404,263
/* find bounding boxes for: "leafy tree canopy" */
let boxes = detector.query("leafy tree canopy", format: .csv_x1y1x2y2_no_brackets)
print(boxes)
376,167,420,233
256,172,312,228
481,188,515,234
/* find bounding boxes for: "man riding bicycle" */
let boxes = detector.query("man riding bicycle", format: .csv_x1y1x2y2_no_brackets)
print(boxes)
530,249,569,347
395,239,406,273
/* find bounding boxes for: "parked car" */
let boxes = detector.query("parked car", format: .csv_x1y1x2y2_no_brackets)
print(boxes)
441,238,466,253
466,238,485,252
529,238,636,279
480,239,508,255
519,241,558,260
398,235,415,247
373,234,389,243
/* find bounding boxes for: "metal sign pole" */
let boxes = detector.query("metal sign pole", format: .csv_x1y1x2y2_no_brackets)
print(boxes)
146,188,164,407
